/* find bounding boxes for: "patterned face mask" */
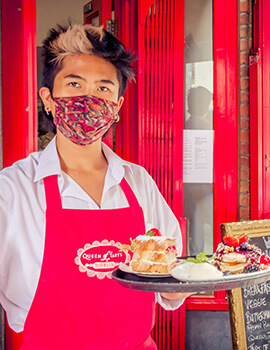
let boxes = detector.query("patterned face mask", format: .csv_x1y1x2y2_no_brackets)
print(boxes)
53,95,119,146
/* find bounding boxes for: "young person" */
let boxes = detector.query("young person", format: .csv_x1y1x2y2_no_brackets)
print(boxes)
0,24,189,349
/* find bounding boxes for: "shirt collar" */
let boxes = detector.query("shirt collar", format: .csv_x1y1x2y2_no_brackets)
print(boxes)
34,136,62,182
34,136,133,183
101,142,133,182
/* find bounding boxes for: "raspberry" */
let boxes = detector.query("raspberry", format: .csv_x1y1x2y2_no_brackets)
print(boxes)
260,254,270,265
244,264,262,273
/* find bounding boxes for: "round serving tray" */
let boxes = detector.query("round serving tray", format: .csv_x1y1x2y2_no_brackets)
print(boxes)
111,268,270,293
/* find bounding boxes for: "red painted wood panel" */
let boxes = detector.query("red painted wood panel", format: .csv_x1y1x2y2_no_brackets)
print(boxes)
138,0,186,348
250,0,270,220
261,0,270,218
213,0,239,301
1,0,37,168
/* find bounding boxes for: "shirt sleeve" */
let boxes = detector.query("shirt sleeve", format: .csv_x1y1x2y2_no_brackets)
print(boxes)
141,168,183,256
138,169,186,309
0,178,12,286
155,293,185,310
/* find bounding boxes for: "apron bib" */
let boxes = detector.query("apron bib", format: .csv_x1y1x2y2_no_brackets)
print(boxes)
20,175,157,349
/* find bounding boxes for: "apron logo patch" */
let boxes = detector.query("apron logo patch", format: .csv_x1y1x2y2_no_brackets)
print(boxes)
75,240,131,279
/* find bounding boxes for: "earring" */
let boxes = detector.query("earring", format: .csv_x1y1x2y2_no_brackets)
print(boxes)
114,113,119,123
45,107,50,115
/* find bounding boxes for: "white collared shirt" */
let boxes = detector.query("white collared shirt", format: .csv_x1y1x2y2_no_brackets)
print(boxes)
0,137,183,332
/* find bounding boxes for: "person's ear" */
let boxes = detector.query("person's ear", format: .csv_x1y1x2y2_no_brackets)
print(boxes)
116,96,124,113
39,87,54,115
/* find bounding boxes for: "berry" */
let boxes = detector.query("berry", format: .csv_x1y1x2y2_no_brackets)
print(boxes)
223,271,232,276
238,233,249,244
244,264,262,273
146,228,162,237
240,242,248,250
260,254,270,265
223,236,240,247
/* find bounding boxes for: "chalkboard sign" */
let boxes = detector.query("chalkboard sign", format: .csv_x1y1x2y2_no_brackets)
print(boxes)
221,219,270,350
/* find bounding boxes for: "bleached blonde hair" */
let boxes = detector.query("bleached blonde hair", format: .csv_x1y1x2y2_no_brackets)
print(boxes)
49,24,104,63
41,22,135,133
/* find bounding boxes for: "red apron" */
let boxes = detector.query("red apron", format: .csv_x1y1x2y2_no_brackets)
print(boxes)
20,175,157,349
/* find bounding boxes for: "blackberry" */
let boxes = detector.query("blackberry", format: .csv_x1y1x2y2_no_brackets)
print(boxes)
243,264,262,273
223,271,232,276
240,242,248,250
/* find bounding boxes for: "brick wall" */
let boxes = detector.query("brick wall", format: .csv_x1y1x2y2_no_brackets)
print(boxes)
239,0,252,220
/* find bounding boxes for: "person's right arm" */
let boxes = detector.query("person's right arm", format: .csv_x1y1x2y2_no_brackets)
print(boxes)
0,178,11,289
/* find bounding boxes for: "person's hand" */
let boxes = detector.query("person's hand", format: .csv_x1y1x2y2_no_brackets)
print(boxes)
160,292,196,300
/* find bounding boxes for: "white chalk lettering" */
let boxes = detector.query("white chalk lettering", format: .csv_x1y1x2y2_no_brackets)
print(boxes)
262,321,270,330
244,297,267,311
247,343,261,350
248,334,267,342
243,282,270,298
247,323,262,332
246,310,270,324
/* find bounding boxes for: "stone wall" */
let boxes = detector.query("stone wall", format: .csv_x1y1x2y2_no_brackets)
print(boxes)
239,0,252,220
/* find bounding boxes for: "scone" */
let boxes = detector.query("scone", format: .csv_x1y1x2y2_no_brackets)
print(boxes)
130,235,177,273
122,230,177,274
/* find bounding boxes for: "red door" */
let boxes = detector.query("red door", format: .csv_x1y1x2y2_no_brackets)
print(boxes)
1,0,239,349
115,0,238,348
1,0,37,168
250,0,270,220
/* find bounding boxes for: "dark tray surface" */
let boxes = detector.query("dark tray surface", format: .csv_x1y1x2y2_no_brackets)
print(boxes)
112,267,270,293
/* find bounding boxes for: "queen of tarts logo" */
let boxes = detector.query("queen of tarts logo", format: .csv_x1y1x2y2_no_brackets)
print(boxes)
75,240,131,279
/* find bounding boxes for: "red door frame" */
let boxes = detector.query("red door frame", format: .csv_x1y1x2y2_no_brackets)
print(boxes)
250,0,262,220
114,0,139,163
1,0,37,168
1,0,238,347
133,0,239,310
250,0,270,220
1,1,37,347
185,0,239,310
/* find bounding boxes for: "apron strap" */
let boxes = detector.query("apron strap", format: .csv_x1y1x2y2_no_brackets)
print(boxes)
120,177,142,210
43,175,62,210
43,175,142,212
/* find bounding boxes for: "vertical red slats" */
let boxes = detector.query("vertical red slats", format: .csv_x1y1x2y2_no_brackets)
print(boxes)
153,2,157,183
149,6,154,175
164,0,169,202
138,0,185,348
157,0,162,190
172,0,184,218
169,0,173,204
160,0,166,195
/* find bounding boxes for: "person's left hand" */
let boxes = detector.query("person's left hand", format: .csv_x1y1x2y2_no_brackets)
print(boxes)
160,292,195,300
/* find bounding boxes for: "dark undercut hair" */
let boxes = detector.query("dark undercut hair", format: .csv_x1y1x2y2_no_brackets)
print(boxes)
41,23,136,133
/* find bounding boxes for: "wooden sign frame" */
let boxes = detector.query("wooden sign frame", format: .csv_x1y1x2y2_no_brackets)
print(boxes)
221,219,270,350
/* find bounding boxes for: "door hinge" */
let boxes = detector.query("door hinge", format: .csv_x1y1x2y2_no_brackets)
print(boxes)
106,20,118,37
265,154,270,171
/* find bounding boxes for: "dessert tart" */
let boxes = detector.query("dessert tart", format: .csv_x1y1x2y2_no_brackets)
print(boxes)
121,229,177,274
